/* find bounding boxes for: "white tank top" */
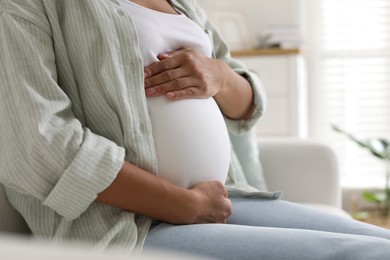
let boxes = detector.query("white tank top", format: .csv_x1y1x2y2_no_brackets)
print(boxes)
118,0,230,188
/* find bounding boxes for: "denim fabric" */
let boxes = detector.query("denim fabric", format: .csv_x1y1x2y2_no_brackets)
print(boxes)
144,198,390,259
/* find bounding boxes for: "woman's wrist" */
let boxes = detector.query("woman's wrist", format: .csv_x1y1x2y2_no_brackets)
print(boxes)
168,187,201,224
214,64,255,120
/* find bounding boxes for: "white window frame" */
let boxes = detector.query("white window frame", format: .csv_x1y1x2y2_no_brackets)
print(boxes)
302,0,390,189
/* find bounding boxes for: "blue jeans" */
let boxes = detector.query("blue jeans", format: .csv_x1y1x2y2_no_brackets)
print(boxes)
144,198,390,259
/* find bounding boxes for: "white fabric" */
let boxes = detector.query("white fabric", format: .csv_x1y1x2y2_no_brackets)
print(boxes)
118,0,230,188
118,0,212,66
259,138,342,207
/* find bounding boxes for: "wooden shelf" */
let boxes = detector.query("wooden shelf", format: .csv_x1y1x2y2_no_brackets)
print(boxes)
231,48,300,57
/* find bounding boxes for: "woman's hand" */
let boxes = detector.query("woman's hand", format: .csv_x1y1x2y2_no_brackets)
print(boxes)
144,48,229,100
98,162,232,225
144,48,255,120
187,181,232,224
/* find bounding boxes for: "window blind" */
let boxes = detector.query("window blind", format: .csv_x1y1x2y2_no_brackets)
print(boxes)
310,0,390,187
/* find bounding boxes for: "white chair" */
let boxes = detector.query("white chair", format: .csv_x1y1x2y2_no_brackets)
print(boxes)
259,138,349,217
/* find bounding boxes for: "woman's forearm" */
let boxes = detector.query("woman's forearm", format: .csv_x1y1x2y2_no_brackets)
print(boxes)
97,161,194,223
96,161,231,224
214,61,255,120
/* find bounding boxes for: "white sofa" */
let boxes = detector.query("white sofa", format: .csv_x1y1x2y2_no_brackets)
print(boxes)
0,139,349,251
258,138,349,217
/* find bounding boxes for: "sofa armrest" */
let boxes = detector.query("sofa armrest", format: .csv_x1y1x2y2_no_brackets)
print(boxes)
258,138,341,208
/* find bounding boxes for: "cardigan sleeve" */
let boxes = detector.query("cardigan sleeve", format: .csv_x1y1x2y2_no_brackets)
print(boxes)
0,8,125,220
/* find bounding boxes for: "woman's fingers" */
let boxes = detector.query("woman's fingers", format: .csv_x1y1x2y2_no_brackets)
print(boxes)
144,68,186,88
144,48,222,100
145,76,202,98
189,181,232,224
144,54,181,79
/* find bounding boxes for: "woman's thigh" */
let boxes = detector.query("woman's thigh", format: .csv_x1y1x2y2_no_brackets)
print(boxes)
144,223,390,260
228,198,390,240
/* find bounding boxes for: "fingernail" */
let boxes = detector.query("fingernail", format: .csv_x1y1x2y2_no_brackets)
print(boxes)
166,92,175,98
158,53,169,59
146,88,156,95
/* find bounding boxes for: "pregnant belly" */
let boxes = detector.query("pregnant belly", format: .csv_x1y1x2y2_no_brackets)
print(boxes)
147,96,230,188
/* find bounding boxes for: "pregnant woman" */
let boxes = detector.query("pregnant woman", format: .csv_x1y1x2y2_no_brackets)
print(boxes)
121,0,232,188
1,0,390,259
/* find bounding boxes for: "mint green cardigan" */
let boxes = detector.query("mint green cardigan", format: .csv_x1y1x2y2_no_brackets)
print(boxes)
0,0,280,252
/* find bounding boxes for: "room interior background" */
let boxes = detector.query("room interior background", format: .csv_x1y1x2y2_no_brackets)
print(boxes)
196,0,390,214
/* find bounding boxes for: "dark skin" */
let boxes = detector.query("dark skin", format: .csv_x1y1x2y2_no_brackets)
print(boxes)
97,0,255,224
144,48,255,120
